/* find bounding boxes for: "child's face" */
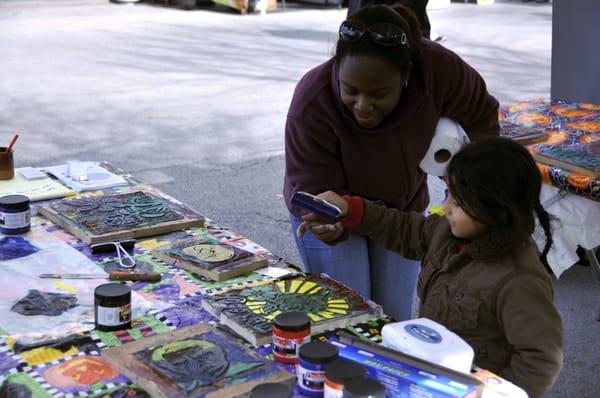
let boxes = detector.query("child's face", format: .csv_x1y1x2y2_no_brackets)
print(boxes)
443,193,488,240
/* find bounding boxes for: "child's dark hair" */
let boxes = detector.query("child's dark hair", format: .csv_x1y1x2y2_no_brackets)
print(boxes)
446,137,553,269
335,4,422,78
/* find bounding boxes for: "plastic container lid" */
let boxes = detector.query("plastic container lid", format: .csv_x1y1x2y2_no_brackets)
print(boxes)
299,342,339,364
325,359,366,384
250,382,292,398
343,378,386,398
95,283,131,301
273,312,311,332
0,194,30,209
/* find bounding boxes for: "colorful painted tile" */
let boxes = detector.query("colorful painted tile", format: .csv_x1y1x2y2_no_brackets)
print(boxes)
101,324,293,398
92,316,172,348
151,295,217,330
0,372,52,397
39,191,203,244
202,273,383,346
25,353,129,397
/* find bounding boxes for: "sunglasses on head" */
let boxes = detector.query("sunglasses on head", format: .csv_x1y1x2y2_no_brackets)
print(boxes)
339,20,409,48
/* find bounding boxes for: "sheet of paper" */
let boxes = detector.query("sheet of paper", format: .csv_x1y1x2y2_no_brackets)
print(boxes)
0,170,74,202
0,227,153,344
43,162,128,192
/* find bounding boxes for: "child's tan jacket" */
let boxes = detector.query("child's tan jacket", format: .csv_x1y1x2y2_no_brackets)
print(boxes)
353,200,563,398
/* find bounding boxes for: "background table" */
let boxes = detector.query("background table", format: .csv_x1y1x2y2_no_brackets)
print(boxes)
500,99,600,318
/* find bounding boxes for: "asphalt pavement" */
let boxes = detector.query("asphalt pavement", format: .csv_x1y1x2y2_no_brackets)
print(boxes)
0,1,598,396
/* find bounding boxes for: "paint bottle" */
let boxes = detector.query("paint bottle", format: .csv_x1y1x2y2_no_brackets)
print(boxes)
0,195,31,234
250,382,293,398
297,341,339,397
272,311,311,364
324,359,366,398
94,283,131,331
343,377,386,398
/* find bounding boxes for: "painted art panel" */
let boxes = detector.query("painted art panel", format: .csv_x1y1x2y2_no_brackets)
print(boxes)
46,191,184,236
202,273,383,346
535,143,600,177
101,325,294,398
152,235,268,282
39,191,204,243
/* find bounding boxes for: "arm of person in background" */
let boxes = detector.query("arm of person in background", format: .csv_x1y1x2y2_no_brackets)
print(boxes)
435,46,500,139
297,191,442,261
496,274,564,398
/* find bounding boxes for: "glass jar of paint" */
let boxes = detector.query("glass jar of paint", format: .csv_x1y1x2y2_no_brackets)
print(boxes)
94,283,131,331
297,341,339,397
343,377,386,398
324,359,366,398
272,311,311,364
250,382,292,398
0,194,31,234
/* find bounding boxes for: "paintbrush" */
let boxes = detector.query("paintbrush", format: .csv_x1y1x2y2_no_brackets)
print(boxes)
5,134,19,152
39,271,161,282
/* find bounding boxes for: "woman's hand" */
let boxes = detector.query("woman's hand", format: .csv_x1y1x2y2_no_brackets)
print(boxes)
296,191,348,242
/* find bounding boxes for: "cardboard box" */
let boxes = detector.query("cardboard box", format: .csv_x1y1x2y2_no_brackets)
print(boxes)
329,334,483,398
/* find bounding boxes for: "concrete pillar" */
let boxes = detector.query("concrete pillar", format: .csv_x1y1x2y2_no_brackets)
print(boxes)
551,0,600,104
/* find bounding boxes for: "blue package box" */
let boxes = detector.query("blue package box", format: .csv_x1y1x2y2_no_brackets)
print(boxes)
329,336,483,398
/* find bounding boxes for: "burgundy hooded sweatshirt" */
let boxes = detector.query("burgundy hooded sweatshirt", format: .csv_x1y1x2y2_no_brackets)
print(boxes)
284,39,499,217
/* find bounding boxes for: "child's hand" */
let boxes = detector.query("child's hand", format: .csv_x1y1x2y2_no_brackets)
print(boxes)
296,191,348,242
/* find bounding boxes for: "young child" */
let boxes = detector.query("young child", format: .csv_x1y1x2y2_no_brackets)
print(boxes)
296,137,563,398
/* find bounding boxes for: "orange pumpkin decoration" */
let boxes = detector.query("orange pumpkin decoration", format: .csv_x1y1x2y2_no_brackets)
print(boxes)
579,134,600,144
508,102,531,114
515,112,553,127
537,163,552,184
579,102,600,111
551,104,597,118
566,121,600,133
567,173,593,190
544,130,570,145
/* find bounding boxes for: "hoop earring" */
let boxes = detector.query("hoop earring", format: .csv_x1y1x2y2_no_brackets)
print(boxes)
403,80,408,88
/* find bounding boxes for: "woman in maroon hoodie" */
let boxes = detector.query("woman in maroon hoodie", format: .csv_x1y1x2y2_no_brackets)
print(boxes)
284,4,499,321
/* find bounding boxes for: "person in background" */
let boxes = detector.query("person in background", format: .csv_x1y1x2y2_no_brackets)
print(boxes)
347,0,442,41
284,4,499,321
297,137,563,398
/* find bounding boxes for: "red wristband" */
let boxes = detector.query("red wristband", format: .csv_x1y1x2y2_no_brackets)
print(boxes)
341,195,365,229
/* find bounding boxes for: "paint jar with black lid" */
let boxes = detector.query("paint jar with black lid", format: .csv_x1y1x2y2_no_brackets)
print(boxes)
250,382,292,398
272,311,311,364
343,377,386,398
324,359,366,398
94,283,131,331
298,341,339,397
0,194,31,234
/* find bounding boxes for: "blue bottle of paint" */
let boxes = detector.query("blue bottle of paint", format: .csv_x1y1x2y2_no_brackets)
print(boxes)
297,342,339,397
0,195,31,234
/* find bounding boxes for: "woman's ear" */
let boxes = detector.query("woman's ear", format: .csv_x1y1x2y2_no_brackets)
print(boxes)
404,62,413,85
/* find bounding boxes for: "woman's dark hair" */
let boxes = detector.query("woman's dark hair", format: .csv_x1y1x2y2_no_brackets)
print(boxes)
446,137,553,268
335,4,422,77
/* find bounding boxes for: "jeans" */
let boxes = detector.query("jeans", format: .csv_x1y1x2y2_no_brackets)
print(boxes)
289,214,420,321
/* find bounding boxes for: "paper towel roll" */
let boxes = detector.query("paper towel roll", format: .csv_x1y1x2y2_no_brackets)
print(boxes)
420,118,470,177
